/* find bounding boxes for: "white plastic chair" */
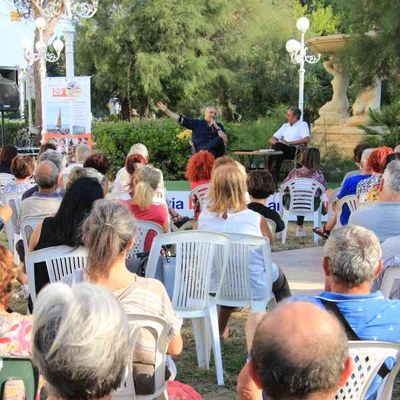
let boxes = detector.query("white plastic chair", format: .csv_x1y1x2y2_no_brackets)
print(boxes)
265,218,276,236
0,173,14,193
279,178,326,245
145,231,230,385
327,187,341,220
336,341,400,400
1,191,23,255
112,314,169,400
25,245,88,303
20,217,44,255
189,183,209,213
215,233,274,312
126,220,164,259
336,194,358,227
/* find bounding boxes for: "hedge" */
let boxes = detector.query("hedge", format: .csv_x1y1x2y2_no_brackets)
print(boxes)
1,120,27,147
92,119,191,180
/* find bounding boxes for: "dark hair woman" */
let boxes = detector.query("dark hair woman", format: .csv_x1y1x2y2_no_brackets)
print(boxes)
28,177,104,295
0,146,18,174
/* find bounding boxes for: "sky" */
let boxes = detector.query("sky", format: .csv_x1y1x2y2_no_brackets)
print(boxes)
0,1,34,68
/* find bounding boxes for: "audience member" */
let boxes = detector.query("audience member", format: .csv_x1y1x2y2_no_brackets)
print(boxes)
38,142,57,155
357,146,393,202
314,148,373,238
350,160,400,242
28,177,104,295
268,107,311,183
22,149,64,200
341,143,370,185
237,302,351,400
83,152,110,175
198,164,291,339
0,245,32,357
113,143,149,193
186,150,215,219
125,165,169,250
32,282,130,400
0,145,17,174
65,166,108,194
282,147,327,237
79,200,182,395
3,155,34,193
247,170,285,233
63,144,91,174
308,226,400,399
20,161,62,221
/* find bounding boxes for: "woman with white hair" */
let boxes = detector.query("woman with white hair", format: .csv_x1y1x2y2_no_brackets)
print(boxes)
32,282,129,400
75,199,182,395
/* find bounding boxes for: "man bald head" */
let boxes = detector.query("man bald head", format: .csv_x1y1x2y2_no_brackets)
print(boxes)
34,160,59,190
250,301,351,400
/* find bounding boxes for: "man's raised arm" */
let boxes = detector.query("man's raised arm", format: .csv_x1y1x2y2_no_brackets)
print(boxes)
157,101,180,122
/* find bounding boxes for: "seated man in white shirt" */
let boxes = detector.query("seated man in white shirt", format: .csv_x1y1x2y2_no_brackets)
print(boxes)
268,107,310,182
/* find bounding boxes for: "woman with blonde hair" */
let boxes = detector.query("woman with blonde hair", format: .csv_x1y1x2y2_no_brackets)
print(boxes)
125,164,169,250
198,164,291,339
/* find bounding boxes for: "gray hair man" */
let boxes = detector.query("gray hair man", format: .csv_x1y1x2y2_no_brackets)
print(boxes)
237,301,352,400
63,144,91,175
350,159,400,242
22,149,65,200
20,160,62,221
33,282,129,400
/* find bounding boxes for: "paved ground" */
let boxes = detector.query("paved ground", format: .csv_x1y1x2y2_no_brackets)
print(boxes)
272,246,325,296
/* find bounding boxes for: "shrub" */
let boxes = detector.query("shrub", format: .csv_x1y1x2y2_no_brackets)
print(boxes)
1,120,27,147
92,119,191,180
320,145,355,184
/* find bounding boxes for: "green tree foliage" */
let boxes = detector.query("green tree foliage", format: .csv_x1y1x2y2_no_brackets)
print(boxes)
332,0,400,86
75,0,307,119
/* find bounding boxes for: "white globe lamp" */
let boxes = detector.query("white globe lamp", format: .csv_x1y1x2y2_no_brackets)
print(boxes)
296,16,310,32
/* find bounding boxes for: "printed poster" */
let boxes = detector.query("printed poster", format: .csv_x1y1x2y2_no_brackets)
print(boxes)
42,76,92,156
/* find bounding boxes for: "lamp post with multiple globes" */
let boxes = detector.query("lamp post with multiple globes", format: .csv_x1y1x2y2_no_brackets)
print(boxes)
286,17,321,120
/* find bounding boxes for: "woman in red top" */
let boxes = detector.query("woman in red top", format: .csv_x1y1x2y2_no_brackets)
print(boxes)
125,165,168,251
186,150,215,218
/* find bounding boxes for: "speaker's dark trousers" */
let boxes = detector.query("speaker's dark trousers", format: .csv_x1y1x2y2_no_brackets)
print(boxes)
268,142,297,183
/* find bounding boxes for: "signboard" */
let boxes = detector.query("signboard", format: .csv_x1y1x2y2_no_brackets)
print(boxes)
42,76,92,155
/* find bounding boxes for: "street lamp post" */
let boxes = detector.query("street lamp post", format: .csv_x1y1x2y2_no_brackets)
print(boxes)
22,19,64,130
286,17,321,120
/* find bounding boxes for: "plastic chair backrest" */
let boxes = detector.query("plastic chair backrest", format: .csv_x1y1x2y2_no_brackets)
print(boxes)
127,220,164,259
0,173,14,192
265,218,276,235
189,183,210,212
336,194,358,226
113,314,169,400
146,231,230,311
45,246,88,283
2,191,23,248
216,233,274,304
20,217,44,254
336,341,400,400
0,357,39,400
25,245,87,303
280,178,326,214
380,266,400,299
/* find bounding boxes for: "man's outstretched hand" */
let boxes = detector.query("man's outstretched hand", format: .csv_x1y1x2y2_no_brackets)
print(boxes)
157,101,168,112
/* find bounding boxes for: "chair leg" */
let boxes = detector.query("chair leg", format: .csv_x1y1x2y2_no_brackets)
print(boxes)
191,317,209,368
313,211,321,245
208,304,224,386
282,211,289,245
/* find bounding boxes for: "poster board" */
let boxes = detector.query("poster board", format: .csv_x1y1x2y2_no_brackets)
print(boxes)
42,76,92,157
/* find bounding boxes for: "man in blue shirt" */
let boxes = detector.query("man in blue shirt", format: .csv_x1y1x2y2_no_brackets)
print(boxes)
157,101,227,158
237,225,400,400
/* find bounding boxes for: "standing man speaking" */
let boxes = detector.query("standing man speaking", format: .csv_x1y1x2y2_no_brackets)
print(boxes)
157,101,227,158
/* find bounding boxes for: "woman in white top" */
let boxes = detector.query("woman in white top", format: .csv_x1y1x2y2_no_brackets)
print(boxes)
198,164,291,339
